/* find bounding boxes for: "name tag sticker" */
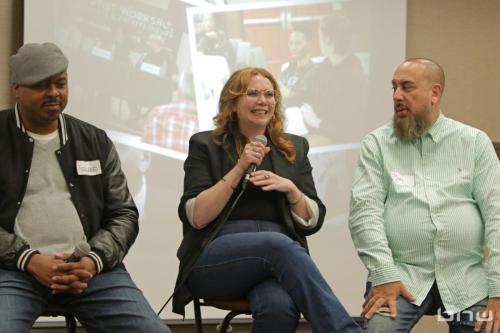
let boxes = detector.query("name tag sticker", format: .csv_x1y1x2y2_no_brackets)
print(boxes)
390,171,415,187
76,160,102,176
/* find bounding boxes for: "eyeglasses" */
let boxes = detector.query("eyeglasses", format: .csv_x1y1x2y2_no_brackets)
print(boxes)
243,88,277,101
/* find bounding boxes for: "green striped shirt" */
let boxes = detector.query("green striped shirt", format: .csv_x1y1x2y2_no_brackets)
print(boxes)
349,113,500,314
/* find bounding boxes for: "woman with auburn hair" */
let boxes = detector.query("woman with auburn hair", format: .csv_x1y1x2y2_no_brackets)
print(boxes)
172,67,361,332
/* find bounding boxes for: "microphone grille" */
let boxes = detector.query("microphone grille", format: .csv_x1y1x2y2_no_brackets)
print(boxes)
254,135,268,146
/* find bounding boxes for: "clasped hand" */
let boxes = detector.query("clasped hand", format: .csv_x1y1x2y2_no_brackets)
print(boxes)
27,253,96,295
238,142,296,194
250,170,295,194
237,141,270,173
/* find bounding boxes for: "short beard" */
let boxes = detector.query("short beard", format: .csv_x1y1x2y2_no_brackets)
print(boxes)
393,112,428,143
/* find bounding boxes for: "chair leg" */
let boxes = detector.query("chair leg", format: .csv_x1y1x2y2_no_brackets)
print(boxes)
218,310,243,333
65,314,77,333
193,298,203,333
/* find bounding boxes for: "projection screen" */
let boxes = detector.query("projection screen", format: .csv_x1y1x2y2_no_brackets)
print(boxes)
24,0,406,320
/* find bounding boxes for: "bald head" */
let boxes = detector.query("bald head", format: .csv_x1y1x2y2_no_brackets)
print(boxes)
401,58,445,92
391,58,445,142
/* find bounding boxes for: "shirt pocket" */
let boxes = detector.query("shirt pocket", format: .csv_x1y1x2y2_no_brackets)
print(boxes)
439,152,474,196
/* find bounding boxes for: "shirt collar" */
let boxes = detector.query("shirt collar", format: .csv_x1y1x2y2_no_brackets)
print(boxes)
425,112,445,143
15,103,69,145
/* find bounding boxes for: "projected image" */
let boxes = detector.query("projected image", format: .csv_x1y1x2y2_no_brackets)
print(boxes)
24,0,406,318
186,0,373,230
26,0,193,151
188,1,370,147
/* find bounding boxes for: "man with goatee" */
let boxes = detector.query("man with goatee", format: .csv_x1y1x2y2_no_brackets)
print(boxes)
349,58,500,333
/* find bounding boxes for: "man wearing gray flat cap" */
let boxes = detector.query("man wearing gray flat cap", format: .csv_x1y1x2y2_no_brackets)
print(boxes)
0,42,170,332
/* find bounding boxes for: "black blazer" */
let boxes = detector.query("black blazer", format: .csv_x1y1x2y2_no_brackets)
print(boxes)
172,130,326,315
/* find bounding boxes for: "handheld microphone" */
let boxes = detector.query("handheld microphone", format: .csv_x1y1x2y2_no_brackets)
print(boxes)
66,242,91,262
242,135,268,190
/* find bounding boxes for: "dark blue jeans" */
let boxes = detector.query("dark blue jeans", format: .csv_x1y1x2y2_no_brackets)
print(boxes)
0,267,169,333
187,219,362,333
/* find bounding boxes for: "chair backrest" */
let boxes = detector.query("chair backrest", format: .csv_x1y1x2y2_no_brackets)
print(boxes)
494,141,500,159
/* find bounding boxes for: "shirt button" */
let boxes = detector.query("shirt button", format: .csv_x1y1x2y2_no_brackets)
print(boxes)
69,183,74,188
25,169,29,174
56,151,61,155
28,138,34,143
80,213,85,218
17,201,21,206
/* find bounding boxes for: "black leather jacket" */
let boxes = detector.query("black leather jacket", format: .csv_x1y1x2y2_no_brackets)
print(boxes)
0,108,138,272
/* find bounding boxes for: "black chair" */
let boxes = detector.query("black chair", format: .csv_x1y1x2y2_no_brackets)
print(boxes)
193,298,252,333
41,303,77,333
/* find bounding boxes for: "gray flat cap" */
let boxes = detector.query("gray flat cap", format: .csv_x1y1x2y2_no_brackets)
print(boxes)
9,42,68,85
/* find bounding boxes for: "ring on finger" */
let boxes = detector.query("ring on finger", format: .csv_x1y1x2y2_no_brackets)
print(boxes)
264,173,270,179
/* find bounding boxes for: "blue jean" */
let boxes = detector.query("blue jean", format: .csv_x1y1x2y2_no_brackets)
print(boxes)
187,219,362,333
0,267,170,333
364,282,487,333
